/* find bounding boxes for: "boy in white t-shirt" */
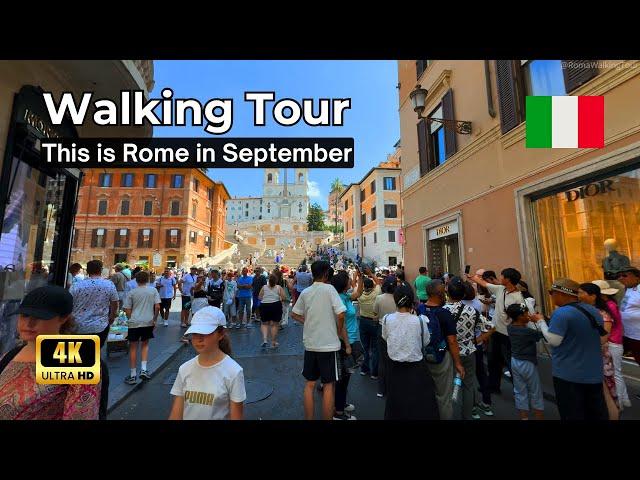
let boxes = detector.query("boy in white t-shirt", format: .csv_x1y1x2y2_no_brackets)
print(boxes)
169,307,246,420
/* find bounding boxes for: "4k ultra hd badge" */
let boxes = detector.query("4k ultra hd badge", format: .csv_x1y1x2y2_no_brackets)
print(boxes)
36,335,100,385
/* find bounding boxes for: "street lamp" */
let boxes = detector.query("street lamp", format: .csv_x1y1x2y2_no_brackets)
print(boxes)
409,84,472,135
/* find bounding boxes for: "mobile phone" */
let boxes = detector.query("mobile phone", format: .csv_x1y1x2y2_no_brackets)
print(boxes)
464,265,471,275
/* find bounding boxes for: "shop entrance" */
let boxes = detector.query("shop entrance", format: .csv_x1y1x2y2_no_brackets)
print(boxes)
426,220,461,278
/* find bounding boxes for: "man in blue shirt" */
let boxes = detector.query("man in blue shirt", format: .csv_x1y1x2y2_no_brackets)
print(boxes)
236,267,254,329
534,278,608,420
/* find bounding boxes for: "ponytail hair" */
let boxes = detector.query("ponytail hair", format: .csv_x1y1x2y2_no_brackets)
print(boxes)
216,326,232,355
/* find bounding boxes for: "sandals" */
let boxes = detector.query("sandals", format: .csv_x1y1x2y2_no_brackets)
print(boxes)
271,342,279,349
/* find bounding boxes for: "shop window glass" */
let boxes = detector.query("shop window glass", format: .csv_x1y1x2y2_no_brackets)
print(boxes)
534,167,640,313
0,159,70,353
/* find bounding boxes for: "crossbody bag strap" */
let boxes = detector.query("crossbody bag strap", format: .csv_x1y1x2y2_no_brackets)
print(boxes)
0,344,25,376
566,303,608,336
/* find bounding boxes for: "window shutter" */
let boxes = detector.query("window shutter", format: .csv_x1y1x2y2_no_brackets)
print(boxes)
166,229,171,247
125,229,130,247
416,60,427,79
562,60,598,93
98,173,104,186
417,118,432,177
138,229,144,247
73,228,78,247
496,60,522,134
149,229,154,248
177,230,182,246
441,89,457,159
91,229,97,248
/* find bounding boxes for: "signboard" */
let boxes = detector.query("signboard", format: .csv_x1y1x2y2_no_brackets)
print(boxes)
404,166,420,190
153,253,162,267
428,221,458,240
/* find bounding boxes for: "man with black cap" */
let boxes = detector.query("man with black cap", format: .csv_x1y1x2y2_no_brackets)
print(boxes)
617,266,640,369
530,278,608,420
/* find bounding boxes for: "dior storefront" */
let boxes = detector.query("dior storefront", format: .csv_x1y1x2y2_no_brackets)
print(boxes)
517,143,640,314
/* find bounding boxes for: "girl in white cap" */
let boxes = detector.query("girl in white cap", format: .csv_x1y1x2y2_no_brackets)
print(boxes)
169,306,246,420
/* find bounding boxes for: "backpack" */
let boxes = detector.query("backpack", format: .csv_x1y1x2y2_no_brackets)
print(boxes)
416,304,448,364
208,279,225,303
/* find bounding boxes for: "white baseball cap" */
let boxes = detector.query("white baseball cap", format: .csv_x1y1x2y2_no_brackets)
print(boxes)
185,306,227,335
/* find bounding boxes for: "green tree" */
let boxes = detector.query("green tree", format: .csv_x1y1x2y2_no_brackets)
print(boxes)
330,178,344,236
307,202,325,231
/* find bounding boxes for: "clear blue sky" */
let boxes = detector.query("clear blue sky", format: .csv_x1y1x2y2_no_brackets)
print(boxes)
151,61,400,210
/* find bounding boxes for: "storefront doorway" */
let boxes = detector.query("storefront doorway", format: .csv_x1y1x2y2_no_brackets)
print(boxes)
426,220,461,278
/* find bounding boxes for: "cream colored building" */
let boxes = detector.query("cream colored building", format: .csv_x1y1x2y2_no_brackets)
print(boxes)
341,151,402,267
398,59,640,313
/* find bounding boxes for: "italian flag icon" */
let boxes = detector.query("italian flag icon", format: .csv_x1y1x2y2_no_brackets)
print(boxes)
526,96,604,148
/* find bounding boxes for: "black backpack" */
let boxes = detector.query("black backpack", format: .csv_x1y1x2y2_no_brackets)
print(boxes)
208,279,225,302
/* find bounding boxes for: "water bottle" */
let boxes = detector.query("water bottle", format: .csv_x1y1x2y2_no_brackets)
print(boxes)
452,373,463,403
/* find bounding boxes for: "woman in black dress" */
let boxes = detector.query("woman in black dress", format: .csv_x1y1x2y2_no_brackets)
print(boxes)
380,285,439,420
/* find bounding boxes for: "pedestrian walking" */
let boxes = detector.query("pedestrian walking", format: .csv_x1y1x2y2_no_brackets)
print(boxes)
258,274,285,349
374,279,398,398
70,259,119,420
207,270,225,308
110,264,127,309
578,282,621,419
506,304,545,420
617,266,640,369
590,279,630,409
236,267,253,329
358,277,381,380
222,271,238,327
0,286,101,420
470,268,526,395
290,261,347,420
380,285,439,420
156,268,177,327
123,271,161,384
178,267,199,327
544,278,609,420
330,269,364,420
169,307,246,420
414,266,432,304
444,278,494,420
416,279,465,420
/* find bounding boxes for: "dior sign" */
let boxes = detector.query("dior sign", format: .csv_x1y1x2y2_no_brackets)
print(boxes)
564,179,615,202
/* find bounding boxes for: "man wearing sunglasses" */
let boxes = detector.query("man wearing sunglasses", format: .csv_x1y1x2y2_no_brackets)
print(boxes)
617,267,640,372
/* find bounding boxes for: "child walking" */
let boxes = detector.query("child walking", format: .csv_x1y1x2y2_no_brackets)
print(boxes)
169,307,246,420
506,303,545,420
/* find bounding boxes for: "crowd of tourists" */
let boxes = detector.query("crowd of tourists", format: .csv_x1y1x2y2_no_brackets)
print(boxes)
1,250,640,421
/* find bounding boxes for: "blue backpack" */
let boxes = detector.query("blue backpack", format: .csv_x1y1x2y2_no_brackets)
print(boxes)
416,304,448,364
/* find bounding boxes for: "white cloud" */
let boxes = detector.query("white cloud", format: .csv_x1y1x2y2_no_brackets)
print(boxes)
308,180,322,198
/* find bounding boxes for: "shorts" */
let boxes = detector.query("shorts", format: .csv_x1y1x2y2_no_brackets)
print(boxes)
127,326,155,342
302,350,340,384
223,300,237,318
260,301,283,323
160,298,172,309
181,296,191,310
253,294,261,309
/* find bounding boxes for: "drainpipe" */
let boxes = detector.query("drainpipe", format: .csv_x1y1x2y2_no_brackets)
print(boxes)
484,60,496,118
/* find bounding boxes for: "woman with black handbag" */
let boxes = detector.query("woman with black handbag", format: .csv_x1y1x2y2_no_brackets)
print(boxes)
380,284,439,420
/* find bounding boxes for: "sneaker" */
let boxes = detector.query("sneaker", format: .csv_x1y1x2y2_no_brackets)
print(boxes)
124,375,136,385
139,370,151,380
333,412,357,420
261,341,268,348
163,321,169,327
180,323,187,328
471,408,481,420
344,403,355,412
476,401,494,416
235,323,241,329
503,370,511,378
359,371,368,376
180,336,190,343
370,375,379,380
376,392,384,398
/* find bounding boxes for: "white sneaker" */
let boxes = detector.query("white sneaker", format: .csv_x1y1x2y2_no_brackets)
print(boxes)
163,321,169,327
344,403,355,412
